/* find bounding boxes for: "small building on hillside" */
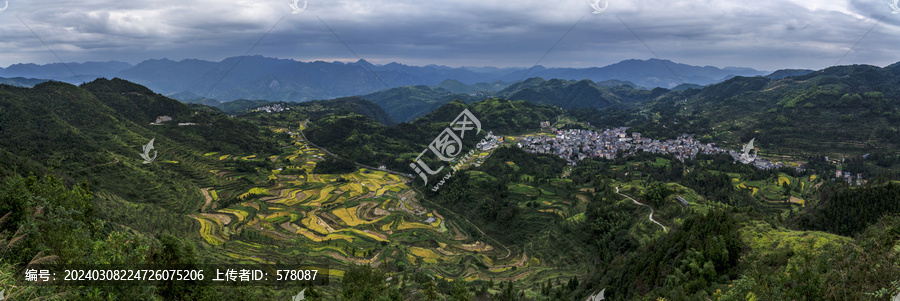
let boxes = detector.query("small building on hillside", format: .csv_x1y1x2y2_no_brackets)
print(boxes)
675,196,689,206
154,116,172,124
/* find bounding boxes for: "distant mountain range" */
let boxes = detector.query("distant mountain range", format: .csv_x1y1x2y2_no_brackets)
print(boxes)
0,56,769,101
0,61,133,83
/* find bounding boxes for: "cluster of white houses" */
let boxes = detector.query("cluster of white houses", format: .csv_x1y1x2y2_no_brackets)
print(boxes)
254,103,290,113
835,169,865,185
518,127,780,169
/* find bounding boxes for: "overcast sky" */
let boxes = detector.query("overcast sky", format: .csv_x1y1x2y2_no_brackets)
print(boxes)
0,0,898,71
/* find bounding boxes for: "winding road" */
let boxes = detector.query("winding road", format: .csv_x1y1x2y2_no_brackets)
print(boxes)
617,186,668,233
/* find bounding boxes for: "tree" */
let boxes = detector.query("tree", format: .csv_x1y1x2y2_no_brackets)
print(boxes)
450,278,470,301
423,278,439,301
644,181,672,207
340,264,399,300
783,181,791,196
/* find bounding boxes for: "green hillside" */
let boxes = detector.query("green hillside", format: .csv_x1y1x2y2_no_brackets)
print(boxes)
303,98,562,173
2,74,900,300
361,85,483,123
497,77,664,110
626,64,900,156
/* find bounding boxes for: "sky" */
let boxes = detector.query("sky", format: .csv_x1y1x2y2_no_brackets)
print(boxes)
0,0,898,71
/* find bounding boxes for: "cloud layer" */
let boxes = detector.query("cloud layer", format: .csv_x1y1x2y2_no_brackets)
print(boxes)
0,0,898,70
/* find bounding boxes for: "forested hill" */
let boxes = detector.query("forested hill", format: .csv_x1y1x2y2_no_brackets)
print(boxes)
0,76,49,87
361,85,484,123
0,77,301,300
355,77,667,123
0,77,281,207
239,96,397,126
573,63,900,158
496,77,667,110
304,98,563,172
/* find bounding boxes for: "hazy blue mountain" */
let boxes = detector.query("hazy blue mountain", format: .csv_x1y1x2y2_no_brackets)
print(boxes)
0,61,132,83
115,58,219,94
0,56,766,103
497,59,768,88
0,77,51,87
118,56,446,102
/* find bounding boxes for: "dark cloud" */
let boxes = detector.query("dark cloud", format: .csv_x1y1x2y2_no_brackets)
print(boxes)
0,0,898,70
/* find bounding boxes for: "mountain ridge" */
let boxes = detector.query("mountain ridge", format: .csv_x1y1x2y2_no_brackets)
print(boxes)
0,56,768,101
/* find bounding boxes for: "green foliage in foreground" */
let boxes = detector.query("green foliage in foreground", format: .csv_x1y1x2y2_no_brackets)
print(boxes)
799,179,900,236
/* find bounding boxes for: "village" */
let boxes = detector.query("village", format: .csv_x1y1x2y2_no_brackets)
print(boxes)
517,126,782,170
253,103,290,113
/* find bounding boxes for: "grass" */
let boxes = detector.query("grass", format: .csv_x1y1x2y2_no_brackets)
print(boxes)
381,220,395,231
296,229,354,242
509,183,538,195
192,216,223,246
778,176,791,186
333,207,367,226
312,186,335,204
225,252,268,263
344,182,366,195
218,208,249,223
163,128,553,290
566,212,585,223
302,213,330,235
739,221,852,257
338,229,388,242
238,187,269,199
410,247,441,262
278,189,314,206
263,211,292,222
397,217,432,230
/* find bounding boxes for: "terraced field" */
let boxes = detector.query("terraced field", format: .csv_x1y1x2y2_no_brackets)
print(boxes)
731,172,817,204
186,127,555,286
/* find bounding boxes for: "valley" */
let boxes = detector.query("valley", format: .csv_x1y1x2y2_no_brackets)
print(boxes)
5,0,900,298
0,65,898,300
185,122,609,294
